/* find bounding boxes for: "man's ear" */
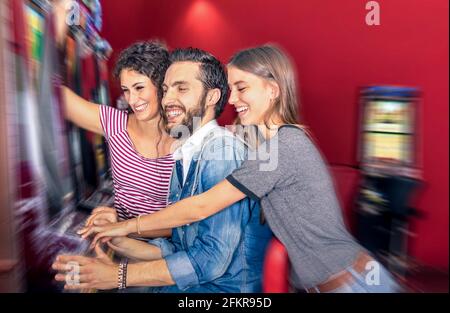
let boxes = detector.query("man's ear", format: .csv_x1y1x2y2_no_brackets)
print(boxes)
206,88,221,107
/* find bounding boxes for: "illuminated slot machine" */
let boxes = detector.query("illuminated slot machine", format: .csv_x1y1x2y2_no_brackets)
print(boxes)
0,0,113,292
355,85,423,278
63,0,113,211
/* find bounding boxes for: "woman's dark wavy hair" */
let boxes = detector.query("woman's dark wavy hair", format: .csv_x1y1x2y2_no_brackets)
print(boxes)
113,40,170,158
113,40,170,103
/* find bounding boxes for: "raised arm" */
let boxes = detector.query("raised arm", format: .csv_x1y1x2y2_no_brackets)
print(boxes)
54,2,103,135
62,86,103,135
81,179,246,248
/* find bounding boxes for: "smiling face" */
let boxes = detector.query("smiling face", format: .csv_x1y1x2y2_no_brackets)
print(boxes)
227,65,277,126
162,61,209,133
120,69,160,122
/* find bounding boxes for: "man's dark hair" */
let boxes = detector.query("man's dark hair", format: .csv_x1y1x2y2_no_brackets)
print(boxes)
113,40,170,102
169,48,228,118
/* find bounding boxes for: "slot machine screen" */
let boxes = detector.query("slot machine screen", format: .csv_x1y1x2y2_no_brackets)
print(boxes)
24,2,76,217
362,100,415,166
24,3,44,87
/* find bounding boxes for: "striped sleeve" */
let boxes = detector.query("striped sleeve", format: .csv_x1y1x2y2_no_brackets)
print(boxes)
99,105,128,140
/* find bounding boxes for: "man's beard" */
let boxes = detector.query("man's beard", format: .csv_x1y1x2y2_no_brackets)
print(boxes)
166,91,208,139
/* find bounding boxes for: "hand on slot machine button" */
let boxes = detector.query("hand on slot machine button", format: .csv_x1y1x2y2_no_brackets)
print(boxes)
53,244,117,291
77,219,133,250
82,206,118,229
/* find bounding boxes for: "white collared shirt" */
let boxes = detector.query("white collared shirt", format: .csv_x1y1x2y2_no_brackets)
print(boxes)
172,119,220,184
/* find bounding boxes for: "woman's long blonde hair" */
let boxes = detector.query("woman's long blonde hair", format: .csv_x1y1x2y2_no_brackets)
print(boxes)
228,44,305,128
229,44,308,149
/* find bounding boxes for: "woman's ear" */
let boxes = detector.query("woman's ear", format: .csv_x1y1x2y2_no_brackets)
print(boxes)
269,81,280,101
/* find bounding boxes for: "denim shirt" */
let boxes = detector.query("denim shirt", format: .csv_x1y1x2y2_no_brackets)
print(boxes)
149,127,273,293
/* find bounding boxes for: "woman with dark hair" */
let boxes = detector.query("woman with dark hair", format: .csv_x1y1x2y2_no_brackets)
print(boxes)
81,44,400,293
60,40,175,234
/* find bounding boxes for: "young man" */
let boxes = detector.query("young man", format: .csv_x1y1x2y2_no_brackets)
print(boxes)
52,48,272,292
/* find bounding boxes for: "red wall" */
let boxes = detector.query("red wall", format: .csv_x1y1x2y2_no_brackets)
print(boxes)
101,0,449,269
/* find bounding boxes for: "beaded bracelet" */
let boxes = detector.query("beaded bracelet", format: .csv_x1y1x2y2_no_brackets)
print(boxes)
118,258,128,290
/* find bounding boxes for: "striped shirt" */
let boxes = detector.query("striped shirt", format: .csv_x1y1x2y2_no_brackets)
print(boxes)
99,105,174,220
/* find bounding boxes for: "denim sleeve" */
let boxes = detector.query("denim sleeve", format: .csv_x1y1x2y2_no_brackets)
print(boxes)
147,238,175,258
164,138,248,290
147,227,183,258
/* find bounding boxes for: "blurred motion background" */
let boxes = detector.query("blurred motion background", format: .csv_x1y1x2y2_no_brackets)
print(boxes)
0,0,448,292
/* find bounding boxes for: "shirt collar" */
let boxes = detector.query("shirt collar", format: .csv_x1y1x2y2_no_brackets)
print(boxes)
173,119,219,161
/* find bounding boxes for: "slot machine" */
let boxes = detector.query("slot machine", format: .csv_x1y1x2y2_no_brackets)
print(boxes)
355,85,423,278
0,0,24,293
0,0,113,292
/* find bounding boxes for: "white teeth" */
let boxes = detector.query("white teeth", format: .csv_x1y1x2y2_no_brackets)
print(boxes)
134,103,148,112
236,106,249,113
167,110,183,117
